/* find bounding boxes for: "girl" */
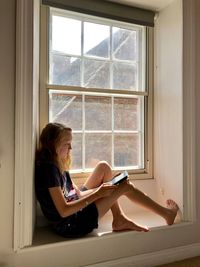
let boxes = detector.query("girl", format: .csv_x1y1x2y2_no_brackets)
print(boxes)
35,123,179,237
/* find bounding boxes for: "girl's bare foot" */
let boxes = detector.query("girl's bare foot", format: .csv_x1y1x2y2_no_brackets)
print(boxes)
112,214,149,232
165,199,179,225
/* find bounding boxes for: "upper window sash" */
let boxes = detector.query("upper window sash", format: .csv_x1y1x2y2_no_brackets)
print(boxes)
48,8,147,94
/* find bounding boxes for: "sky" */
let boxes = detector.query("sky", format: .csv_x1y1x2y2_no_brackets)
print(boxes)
52,15,112,56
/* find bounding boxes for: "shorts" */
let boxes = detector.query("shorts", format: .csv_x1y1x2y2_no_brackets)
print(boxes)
79,185,88,191
53,202,99,238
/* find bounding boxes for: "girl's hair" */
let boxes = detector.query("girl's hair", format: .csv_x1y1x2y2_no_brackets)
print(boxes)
36,123,72,173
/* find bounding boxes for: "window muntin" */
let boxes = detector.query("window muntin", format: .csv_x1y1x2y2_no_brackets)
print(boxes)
47,8,148,174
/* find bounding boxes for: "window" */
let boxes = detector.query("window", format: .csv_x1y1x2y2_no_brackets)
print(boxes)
40,6,153,178
14,0,192,252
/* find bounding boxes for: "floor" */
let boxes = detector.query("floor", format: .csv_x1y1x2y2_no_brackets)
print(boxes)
158,256,200,267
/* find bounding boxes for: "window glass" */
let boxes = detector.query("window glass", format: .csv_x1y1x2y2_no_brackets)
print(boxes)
83,59,110,88
85,95,112,130
71,133,82,170
114,134,139,168
85,133,112,169
50,55,81,86
84,22,110,58
112,27,137,61
113,62,137,90
49,12,144,92
48,9,147,172
114,97,139,131
49,92,82,130
52,15,81,55
49,91,143,170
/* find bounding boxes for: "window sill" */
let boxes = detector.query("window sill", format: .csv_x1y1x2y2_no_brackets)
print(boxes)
32,210,183,248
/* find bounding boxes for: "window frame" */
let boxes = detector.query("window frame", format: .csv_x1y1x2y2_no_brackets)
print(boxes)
40,5,154,180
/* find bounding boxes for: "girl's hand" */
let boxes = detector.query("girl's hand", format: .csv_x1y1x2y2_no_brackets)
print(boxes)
96,183,117,198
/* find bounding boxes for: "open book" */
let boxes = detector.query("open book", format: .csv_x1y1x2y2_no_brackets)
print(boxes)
106,170,129,185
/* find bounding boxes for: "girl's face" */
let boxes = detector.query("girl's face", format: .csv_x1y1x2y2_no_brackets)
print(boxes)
56,131,72,160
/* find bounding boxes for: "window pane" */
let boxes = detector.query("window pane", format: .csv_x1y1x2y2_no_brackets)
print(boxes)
114,134,139,167
84,59,110,88
49,54,81,86
113,27,137,61
51,15,81,55
113,62,137,90
49,92,82,130
84,22,110,58
85,96,111,130
71,133,82,170
114,97,139,130
85,133,111,168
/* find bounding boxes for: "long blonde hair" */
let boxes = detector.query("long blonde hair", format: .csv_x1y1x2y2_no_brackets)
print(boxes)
37,123,72,173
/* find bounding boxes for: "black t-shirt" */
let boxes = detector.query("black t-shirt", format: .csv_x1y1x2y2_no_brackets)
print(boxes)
35,160,78,222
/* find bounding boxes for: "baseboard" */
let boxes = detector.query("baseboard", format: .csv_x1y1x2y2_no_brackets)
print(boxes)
86,242,200,267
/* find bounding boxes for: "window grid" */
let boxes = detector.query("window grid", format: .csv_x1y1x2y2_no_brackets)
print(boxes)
49,89,143,171
47,8,150,174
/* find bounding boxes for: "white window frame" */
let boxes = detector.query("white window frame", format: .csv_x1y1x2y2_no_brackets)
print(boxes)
14,0,40,250
40,5,154,180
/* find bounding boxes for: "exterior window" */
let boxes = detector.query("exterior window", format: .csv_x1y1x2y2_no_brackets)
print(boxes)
41,7,153,176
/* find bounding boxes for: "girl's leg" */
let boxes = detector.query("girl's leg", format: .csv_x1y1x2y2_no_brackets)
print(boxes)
124,184,179,225
83,161,127,221
83,161,113,188
95,181,179,231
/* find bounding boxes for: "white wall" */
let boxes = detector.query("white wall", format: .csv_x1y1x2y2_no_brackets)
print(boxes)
0,0,15,265
119,0,184,215
154,0,183,208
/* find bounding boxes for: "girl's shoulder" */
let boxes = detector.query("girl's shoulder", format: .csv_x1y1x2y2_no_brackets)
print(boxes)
35,160,64,188
35,159,60,176
36,159,57,168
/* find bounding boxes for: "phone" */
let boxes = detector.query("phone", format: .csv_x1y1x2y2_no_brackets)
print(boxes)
110,171,129,185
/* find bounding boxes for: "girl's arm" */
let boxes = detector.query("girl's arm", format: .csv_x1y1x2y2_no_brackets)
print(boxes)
49,184,116,218
72,182,98,198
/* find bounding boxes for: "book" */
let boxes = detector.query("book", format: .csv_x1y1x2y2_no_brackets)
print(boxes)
106,170,129,185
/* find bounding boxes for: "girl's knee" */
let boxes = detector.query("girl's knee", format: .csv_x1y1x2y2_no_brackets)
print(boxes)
97,161,111,170
96,161,112,176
